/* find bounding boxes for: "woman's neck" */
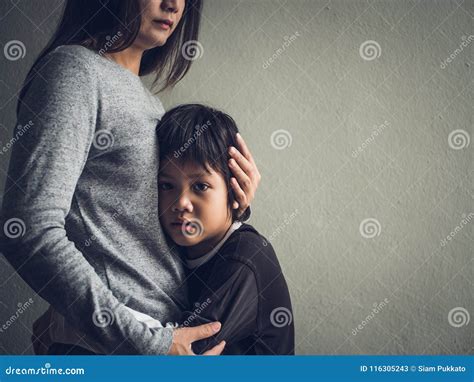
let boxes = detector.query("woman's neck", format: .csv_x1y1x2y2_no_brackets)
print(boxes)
105,45,144,76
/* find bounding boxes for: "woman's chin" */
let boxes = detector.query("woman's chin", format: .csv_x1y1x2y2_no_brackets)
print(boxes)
138,33,169,50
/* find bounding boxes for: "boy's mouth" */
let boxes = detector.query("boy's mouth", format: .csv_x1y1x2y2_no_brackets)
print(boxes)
170,219,204,237
171,219,190,226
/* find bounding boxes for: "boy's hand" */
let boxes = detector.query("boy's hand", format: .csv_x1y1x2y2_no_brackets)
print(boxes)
228,133,261,217
168,322,225,355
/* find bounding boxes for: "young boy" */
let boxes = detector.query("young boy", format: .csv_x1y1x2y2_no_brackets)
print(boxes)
31,104,295,355
155,104,295,355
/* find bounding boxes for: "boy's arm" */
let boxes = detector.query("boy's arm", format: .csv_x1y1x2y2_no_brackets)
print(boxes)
182,260,258,354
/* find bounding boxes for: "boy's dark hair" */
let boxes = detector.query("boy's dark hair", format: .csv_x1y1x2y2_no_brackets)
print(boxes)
157,103,243,222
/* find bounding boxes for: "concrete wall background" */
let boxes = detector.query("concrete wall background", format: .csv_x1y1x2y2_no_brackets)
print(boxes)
0,0,472,355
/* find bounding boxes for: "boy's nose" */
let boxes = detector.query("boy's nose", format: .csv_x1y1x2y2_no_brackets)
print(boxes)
172,193,193,213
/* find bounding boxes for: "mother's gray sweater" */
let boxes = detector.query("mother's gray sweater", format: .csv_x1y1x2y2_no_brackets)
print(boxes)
0,45,188,354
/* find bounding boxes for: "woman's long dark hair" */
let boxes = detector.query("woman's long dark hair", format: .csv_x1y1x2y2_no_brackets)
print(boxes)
18,0,202,110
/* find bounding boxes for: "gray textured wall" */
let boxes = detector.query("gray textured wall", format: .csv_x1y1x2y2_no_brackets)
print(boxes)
0,0,472,355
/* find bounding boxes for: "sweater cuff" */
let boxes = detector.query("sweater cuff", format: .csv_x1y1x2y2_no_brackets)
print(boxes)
160,327,174,355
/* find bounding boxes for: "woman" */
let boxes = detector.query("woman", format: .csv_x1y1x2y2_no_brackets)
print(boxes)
0,0,260,355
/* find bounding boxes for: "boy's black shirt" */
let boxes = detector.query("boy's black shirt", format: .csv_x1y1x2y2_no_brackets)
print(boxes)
182,223,295,355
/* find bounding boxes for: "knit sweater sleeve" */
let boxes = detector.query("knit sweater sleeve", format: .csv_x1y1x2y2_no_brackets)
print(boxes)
0,49,173,355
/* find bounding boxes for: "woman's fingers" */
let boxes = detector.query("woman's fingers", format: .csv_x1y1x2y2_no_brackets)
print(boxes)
188,322,222,342
228,134,261,188
228,149,254,182
168,322,222,355
230,177,247,211
228,155,253,215
228,159,252,193
235,133,255,164
227,133,261,216
236,133,261,184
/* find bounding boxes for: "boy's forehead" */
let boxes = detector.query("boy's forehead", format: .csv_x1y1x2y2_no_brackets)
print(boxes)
159,157,214,178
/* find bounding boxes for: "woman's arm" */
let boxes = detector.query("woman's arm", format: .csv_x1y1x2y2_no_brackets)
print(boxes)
0,49,212,355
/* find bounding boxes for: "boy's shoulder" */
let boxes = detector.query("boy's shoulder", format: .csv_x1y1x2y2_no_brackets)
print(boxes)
217,223,282,275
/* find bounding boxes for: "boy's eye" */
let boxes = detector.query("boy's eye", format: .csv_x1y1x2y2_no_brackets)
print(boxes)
159,183,173,191
193,183,209,192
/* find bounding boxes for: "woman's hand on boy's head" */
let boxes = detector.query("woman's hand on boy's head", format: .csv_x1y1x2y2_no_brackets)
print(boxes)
228,133,261,217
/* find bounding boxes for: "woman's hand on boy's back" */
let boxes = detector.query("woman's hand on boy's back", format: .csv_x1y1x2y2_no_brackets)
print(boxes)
168,321,225,355
228,133,261,217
